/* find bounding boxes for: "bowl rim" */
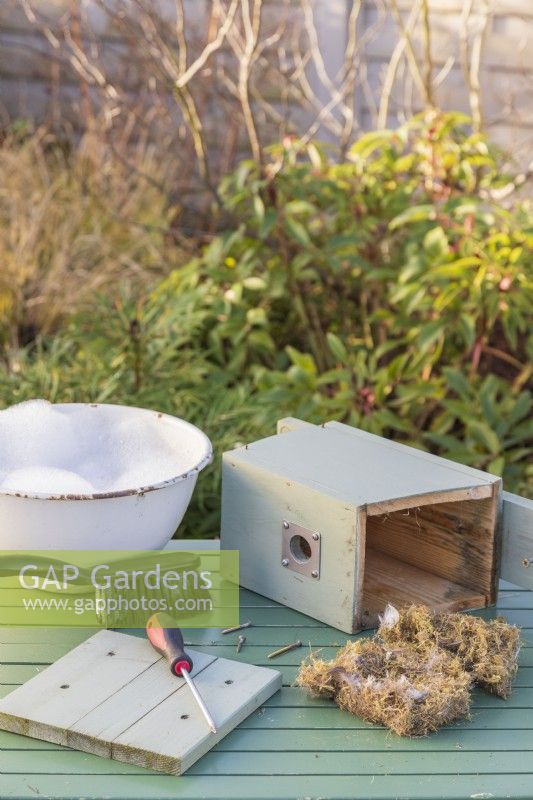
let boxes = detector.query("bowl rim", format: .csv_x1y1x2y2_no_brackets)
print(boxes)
0,402,213,501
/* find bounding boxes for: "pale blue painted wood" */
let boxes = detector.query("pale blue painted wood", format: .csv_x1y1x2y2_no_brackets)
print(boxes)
221,420,500,633
225,421,498,509
221,456,360,632
501,491,533,589
1,540,533,799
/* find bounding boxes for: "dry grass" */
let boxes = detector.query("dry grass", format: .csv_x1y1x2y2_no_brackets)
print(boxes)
378,605,521,699
297,638,472,737
297,605,521,736
0,129,181,348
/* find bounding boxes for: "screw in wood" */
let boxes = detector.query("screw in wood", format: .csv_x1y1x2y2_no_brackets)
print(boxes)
222,620,252,635
236,635,246,653
267,640,302,659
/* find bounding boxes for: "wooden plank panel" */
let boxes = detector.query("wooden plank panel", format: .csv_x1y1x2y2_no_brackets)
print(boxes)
215,726,533,751
2,773,533,800
68,651,217,754
501,491,533,589
0,631,281,776
237,705,533,730
0,630,161,743
5,725,533,754
0,628,97,645
112,658,282,774
222,454,360,633
185,749,533,775
361,549,487,627
6,746,533,776
230,422,496,510
365,495,496,594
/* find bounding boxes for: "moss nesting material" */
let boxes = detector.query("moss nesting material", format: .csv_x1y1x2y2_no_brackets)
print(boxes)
378,605,521,699
296,638,472,737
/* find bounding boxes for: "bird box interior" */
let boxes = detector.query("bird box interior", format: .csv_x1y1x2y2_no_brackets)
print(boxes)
359,487,499,629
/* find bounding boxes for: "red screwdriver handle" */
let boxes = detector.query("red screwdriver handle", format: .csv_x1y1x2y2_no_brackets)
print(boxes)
146,612,193,676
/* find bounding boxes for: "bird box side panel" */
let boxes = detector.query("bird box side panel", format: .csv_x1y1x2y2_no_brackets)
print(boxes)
221,453,362,633
501,491,533,589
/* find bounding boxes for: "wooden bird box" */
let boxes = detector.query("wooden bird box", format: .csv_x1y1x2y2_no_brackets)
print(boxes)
221,418,504,633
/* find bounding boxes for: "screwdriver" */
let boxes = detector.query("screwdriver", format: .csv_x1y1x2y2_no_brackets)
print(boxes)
146,612,217,734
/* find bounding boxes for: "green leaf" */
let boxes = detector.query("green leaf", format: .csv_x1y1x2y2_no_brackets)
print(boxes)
488,456,505,476
253,195,265,222
326,332,348,363
285,200,316,215
286,346,317,375
416,320,444,352
508,392,532,427
246,307,267,326
259,208,278,238
284,217,312,247
349,130,394,159
458,314,476,347
431,257,482,278
423,226,448,259
389,205,437,230
468,420,501,454
443,368,471,400
243,277,267,291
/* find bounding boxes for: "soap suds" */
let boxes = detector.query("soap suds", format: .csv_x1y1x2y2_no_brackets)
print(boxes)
0,400,198,495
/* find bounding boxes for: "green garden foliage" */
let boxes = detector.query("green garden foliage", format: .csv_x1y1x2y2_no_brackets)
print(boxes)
1,111,531,536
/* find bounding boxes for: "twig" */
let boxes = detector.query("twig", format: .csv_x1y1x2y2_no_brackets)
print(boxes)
388,0,429,105
420,0,434,106
378,1,421,129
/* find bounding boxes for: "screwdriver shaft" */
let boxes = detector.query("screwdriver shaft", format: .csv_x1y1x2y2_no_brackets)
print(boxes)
180,667,217,734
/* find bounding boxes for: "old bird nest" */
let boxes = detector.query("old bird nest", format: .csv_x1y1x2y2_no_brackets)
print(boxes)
378,604,521,699
297,605,520,737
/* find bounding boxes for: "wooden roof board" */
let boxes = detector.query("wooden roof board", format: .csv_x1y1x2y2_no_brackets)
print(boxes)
226,423,498,510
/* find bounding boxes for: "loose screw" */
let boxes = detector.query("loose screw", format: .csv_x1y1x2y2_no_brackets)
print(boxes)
267,640,302,659
222,620,252,635
236,635,246,653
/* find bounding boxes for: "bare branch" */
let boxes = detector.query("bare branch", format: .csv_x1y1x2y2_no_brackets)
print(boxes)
176,0,239,89
420,0,434,106
468,0,491,131
388,0,429,106
378,1,421,128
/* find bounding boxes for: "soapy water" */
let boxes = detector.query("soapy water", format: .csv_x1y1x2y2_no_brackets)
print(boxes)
0,400,197,495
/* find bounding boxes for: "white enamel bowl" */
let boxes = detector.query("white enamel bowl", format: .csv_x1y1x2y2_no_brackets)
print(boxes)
0,403,212,549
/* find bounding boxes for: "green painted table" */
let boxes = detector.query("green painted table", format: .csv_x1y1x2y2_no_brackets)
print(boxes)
1,542,533,799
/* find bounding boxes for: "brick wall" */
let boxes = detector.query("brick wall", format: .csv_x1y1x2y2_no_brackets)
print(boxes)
0,0,531,165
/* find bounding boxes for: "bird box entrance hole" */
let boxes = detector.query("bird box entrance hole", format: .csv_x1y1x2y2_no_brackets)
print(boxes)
358,487,499,629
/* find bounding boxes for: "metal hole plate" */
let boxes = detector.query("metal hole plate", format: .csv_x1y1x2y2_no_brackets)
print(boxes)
281,521,321,579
